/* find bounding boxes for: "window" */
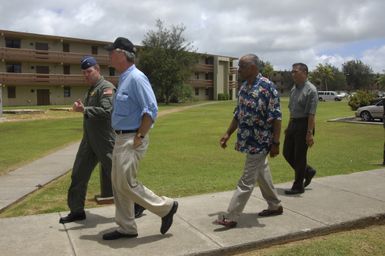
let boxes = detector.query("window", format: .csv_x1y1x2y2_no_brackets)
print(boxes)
36,66,49,74
7,86,16,98
35,42,49,50
6,63,22,73
205,73,213,80
109,67,115,76
63,65,70,74
63,43,70,52
91,46,98,55
205,57,214,65
205,88,209,96
5,38,21,48
64,86,71,97
195,72,199,79
195,88,199,96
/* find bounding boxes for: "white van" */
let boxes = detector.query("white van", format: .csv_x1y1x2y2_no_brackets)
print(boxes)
317,91,342,101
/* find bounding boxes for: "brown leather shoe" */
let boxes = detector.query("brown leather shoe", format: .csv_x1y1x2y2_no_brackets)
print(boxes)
215,217,237,228
258,206,283,217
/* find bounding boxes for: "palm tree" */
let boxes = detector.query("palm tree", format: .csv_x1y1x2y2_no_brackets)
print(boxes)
314,64,334,91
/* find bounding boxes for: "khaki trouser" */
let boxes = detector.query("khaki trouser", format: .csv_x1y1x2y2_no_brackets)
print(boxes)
226,153,281,222
112,133,174,234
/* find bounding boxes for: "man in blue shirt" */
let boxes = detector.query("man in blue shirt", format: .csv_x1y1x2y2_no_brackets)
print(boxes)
102,37,178,240
217,54,283,229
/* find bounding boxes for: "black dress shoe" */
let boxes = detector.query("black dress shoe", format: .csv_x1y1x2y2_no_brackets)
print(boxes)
59,211,86,224
102,230,138,240
258,206,283,217
304,168,316,188
160,201,178,234
285,188,304,195
134,203,146,218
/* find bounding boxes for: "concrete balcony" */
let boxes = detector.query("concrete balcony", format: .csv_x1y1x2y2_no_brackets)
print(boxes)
187,79,213,87
0,72,118,86
194,64,214,72
229,80,238,88
0,47,110,65
229,67,238,74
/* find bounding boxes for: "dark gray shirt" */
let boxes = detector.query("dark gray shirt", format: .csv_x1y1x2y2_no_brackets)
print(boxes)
288,80,318,118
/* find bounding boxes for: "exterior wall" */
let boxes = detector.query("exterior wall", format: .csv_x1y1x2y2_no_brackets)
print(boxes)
213,56,230,100
2,85,88,106
193,88,211,100
0,29,237,106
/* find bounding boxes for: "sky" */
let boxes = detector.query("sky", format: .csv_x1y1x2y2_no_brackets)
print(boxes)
1,0,385,73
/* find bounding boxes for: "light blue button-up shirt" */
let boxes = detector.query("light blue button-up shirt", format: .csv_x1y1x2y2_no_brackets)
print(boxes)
112,65,158,130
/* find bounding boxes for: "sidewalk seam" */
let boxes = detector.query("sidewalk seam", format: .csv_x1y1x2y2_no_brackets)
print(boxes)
59,212,77,256
312,181,385,203
176,214,224,248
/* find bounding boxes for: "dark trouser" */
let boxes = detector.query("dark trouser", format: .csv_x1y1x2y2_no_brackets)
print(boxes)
67,137,113,213
283,118,314,190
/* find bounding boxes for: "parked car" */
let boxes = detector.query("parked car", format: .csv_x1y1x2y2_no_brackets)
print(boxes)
355,99,384,121
318,91,343,101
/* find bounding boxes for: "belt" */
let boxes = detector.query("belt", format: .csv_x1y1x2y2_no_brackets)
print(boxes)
290,117,308,122
114,129,138,134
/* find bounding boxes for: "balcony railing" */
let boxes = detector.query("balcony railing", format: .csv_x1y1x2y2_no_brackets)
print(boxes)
229,67,238,74
229,80,238,88
194,64,214,72
0,72,118,86
0,47,110,65
187,79,213,87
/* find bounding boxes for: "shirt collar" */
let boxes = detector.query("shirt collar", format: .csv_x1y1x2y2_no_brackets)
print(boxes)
120,64,136,79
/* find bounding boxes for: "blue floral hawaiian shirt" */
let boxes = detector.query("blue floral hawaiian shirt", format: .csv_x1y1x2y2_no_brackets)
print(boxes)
234,74,282,154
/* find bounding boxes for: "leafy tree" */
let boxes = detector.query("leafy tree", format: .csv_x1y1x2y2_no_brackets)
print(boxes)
261,61,274,79
310,64,334,90
375,72,385,89
310,64,347,91
138,19,198,104
342,60,373,90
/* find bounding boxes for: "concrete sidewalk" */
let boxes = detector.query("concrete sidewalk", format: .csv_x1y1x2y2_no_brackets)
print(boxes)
0,142,80,212
1,169,385,256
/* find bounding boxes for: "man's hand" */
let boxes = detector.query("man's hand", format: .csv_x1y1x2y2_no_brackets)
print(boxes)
270,144,280,157
133,136,143,149
306,133,314,147
220,133,230,149
72,99,84,112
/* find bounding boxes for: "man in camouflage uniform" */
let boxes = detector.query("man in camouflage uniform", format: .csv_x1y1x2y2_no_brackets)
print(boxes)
59,56,116,223
59,56,145,224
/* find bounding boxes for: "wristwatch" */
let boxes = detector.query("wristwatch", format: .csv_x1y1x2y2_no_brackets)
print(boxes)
136,133,145,139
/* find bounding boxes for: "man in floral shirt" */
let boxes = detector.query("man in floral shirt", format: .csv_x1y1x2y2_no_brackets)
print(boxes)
217,54,283,228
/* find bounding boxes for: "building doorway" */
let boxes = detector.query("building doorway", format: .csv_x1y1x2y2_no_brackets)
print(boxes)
37,89,50,105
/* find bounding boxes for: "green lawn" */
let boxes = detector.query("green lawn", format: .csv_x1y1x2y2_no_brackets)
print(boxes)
0,98,383,217
0,117,83,175
0,99,383,255
233,223,385,256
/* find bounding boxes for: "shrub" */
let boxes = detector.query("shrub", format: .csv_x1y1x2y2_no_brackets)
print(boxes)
217,93,229,100
348,90,375,110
